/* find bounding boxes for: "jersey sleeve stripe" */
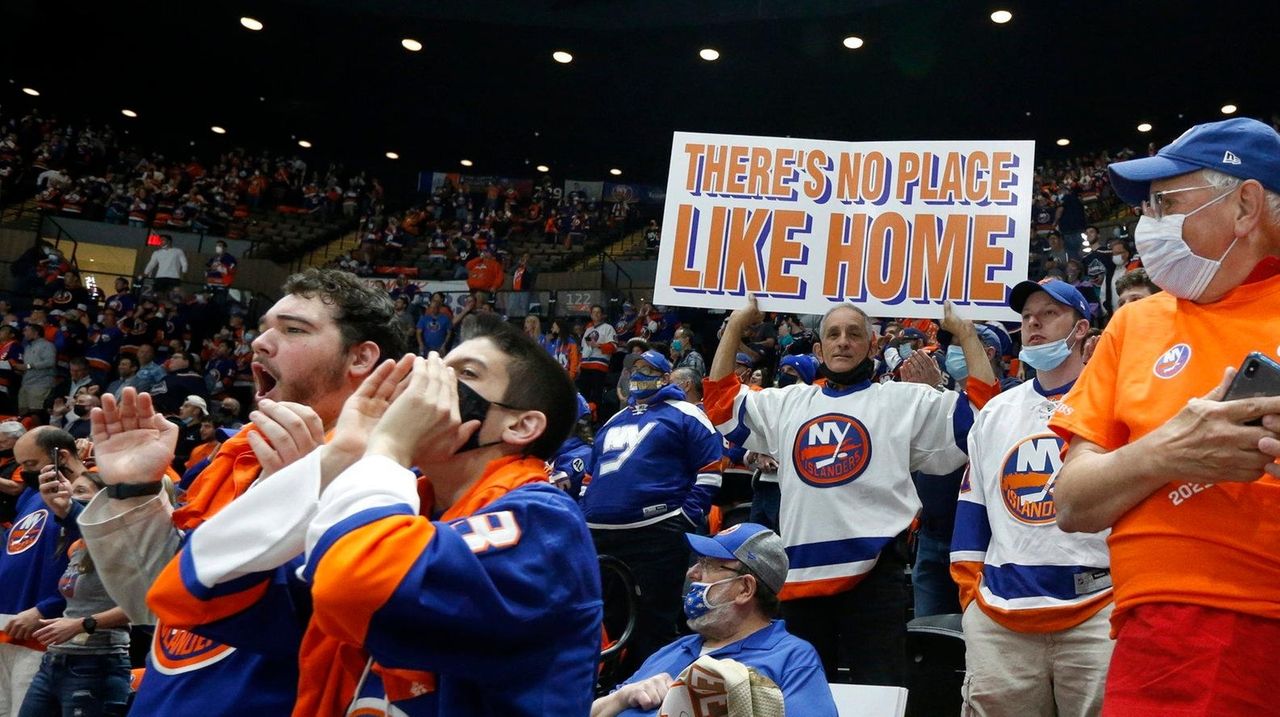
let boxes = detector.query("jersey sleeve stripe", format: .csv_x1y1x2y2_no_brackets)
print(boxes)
784,535,891,570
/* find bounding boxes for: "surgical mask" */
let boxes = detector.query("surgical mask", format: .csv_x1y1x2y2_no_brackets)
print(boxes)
628,371,664,401
944,345,968,381
776,372,799,388
671,339,684,353
1018,323,1083,371
1112,254,1126,267
683,576,743,620
1134,193,1237,301
897,344,914,361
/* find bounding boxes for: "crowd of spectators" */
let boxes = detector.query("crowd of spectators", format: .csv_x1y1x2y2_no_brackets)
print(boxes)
0,107,384,242
327,176,639,281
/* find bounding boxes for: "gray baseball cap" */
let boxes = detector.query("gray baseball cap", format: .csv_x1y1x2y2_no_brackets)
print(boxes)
686,523,788,595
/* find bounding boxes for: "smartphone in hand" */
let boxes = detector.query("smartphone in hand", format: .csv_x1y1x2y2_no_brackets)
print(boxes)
1223,353,1280,426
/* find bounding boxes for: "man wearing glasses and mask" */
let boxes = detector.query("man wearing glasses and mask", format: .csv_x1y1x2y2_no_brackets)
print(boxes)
591,523,836,717
1051,118,1280,715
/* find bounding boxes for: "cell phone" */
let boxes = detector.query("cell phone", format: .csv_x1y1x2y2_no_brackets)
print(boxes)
1223,353,1280,427
1223,352,1280,402
50,446,63,477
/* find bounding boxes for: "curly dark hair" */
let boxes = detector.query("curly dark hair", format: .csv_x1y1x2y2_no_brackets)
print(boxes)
281,268,410,362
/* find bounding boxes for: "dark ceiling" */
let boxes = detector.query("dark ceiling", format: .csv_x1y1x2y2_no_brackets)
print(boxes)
4,0,1277,202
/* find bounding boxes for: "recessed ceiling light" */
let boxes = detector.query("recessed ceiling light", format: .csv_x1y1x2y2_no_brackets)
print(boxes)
401,38,422,52
298,140,312,148
460,159,474,167
552,50,573,64
240,16,264,31
210,126,227,134
121,109,138,118
990,10,1012,24
1056,138,1070,146
536,165,550,173
21,87,38,97
842,36,865,50
699,48,721,62
609,168,622,176
1221,104,1238,115
385,151,400,160
1137,123,1153,133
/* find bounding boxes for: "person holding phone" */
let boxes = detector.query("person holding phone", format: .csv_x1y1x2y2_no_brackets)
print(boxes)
19,448,130,717
1050,118,1280,716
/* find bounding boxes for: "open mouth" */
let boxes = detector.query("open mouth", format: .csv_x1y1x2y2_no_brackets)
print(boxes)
252,363,279,400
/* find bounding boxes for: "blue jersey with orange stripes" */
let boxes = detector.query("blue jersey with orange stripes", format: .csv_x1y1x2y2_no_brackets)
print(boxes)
149,450,603,716
0,489,71,622
581,384,724,528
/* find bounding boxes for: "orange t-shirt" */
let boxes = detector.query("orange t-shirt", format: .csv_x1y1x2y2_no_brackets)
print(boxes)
1049,270,1280,630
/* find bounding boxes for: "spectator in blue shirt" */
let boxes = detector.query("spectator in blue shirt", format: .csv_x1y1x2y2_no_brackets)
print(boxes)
592,524,836,717
415,293,452,355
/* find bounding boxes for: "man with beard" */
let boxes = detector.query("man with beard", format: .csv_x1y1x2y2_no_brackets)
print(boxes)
592,524,836,717
703,297,996,686
76,268,407,716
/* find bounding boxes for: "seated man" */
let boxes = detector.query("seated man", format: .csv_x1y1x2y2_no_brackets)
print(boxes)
592,523,837,717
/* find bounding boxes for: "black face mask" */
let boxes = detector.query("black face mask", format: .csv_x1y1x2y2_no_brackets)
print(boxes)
0,448,13,460
457,380,498,453
21,469,42,491
72,405,89,417
817,357,876,387
776,373,799,388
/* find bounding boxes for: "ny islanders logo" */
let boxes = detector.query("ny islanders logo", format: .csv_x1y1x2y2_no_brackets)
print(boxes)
151,621,236,674
7,509,48,555
999,434,1064,525
1153,343,1192,379
792,413,872,487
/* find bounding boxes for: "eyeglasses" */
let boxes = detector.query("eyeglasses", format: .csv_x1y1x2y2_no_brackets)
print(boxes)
1143,184,1229,220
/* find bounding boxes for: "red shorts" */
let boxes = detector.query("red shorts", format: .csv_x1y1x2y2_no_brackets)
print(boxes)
1103,603,1280,717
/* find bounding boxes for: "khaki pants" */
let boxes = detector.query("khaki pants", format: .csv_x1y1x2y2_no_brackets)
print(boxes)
962,601,1114,717
0,641,43,716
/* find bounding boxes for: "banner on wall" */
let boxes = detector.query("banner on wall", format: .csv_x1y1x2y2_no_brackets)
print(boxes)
603,182,666,205
419,172,533,197
653,131,1034,321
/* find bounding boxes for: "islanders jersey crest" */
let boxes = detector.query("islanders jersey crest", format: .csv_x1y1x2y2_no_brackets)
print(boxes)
791,413,872,488
1153,343,1192,379
7,509,48,555
151,621,237,675
999,434,1064,525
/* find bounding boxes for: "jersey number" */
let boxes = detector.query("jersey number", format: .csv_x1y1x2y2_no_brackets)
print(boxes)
453,511,522,554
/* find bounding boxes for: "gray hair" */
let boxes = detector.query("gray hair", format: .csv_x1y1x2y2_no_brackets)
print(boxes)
670,367,703,399
0,421,26,440
818,304,876,340
1201,169,1280,220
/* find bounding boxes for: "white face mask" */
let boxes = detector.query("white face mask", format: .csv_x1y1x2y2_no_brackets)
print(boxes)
1134,190,1237,301
1111,253,1126,267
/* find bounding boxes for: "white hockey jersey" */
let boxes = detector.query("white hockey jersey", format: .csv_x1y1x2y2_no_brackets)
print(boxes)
704,373,973,600
950,378,1112,633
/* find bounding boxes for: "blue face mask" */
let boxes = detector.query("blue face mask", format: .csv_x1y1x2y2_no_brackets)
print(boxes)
897,344,914,361
944,345,968,381
682,576,742,620
1018,323,1082,371
671,339,684,353
628,371,664,399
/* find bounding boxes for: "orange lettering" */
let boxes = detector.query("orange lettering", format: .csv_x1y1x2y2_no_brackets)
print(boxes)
765,210,808,296
668,204,703,290
823,213,867,301
965,151,989,203
865,212,909,300
896,152,921,203
908,214,969,301
725,145,750,195
969,214,1011,302
990,152,1014,203
684,143,706,194
836,152,861,203
703,206,728,291
747,147,771,197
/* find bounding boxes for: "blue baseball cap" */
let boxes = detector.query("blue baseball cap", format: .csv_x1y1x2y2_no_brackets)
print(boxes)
973,324,1003,352
982,322,1014,357
575,393,591,419
899,327,926,341
1008,278,1091,320
686,522,788,595
734,352,753,367
1108,118,1280,205
778,354,819,385
637,349,671,374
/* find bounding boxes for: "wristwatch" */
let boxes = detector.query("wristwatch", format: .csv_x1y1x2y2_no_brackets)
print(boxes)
105,481,164,500
81,616,97,635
